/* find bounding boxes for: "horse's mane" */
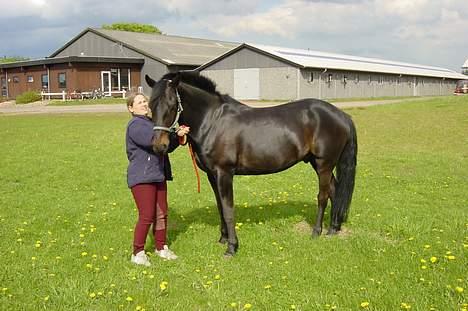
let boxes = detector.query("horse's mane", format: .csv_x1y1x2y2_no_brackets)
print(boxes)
162,71,222,97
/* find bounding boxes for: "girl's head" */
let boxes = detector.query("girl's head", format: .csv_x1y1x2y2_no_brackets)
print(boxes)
127,92,150,116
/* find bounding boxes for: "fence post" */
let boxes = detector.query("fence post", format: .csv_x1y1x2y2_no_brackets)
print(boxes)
62,90,66,101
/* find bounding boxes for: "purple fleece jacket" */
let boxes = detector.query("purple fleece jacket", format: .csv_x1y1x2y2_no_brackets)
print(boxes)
125,115,179,188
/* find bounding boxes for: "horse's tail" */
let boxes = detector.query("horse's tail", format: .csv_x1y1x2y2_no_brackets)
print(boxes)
334,118,357,226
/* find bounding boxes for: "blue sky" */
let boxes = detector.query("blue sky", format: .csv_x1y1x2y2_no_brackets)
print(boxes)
1,0,467,71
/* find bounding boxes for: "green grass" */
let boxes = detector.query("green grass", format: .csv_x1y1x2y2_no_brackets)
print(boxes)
48,97,126,106
0,96,467,310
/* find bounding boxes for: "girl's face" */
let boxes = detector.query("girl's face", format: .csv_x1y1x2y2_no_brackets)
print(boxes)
128,94,149,116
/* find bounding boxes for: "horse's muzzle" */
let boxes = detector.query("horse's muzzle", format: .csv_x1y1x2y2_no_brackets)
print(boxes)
152,133,169,155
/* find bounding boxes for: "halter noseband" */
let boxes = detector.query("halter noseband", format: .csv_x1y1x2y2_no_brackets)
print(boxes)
152,81,183,133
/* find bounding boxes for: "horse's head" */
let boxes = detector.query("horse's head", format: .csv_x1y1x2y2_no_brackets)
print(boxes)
145,73,181,155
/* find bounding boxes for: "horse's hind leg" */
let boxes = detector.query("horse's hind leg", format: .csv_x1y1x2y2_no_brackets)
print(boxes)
312,166,333,237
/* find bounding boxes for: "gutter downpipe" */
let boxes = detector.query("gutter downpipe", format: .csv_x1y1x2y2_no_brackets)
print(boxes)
47,66,51,100
319,68,327,99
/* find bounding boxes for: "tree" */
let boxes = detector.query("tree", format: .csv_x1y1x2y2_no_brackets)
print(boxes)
0,56,29,64
102,23,162,34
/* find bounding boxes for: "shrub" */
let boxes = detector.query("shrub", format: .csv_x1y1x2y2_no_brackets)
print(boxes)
15,90,41,104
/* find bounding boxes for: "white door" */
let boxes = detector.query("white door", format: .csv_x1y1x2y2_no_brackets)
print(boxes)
101,71,111,95
234,68,260,100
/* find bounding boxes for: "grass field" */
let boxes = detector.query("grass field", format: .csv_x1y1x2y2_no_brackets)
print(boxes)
0,96,467,310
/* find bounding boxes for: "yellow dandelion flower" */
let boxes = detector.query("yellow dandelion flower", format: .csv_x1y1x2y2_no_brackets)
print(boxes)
103,256,108,260
430,257,437,263
264,284,272,289
160,281,168,291
126,296,133,302
136,306,143,311
230,302,237,307
360,302,370,308
400,302,411,309
89,292,96,298
421,265,427,270
290,305,296,310
31,257,37,261
243,303,252,310
447,255,456,260
35,243,41,248
43,296,49,301
110,284,116,287
86,264,93,269
149,275,155,279
420,259,426,263
81,252,88,257
424,245,431,249
79,234,85,238
455,287,464,293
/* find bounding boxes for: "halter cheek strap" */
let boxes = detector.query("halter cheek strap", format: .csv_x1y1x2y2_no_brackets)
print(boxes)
153,87,183,133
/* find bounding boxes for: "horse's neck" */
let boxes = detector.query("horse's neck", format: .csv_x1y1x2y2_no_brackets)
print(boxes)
179,85,220,137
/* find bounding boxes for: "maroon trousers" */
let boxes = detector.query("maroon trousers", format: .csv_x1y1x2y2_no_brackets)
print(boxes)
130,182,168,255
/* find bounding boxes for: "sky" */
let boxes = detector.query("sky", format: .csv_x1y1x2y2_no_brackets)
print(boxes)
0,0,467,71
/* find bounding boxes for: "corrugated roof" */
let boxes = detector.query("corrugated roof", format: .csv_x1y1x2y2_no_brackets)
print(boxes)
53,28,240,66
199,43,467,80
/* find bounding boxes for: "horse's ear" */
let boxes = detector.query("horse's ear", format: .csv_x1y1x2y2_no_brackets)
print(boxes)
145,75,156,88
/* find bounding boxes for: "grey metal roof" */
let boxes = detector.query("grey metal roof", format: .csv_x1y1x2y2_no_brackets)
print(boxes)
0,56,144,69
198,43,468,80
51,28,240,66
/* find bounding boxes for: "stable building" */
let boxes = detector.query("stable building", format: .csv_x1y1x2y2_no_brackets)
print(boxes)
197,43,467,100
0,28,238,99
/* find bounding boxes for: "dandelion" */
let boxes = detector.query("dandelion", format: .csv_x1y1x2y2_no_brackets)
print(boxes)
160,281,168,291
421,265,427,270
89,292,96,298
424,245,431,249
420,259,426,263
430,257,438,263
43,296,49,302
126,296,133,302
136,306,143,311
230,302,237,307
81,252,88,257
455,287,464,293
243,303,252,310
97,292,103,296
400,302,411,309
264,284,272,289
290,305,296,310
360,302,370,308
447,255,456,260
214,274,221,280
103,256,108,260
86,264,93,269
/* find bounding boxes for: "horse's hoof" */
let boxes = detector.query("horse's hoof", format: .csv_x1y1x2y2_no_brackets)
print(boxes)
312,228,322,238
223,252,234,259
326,228,339,235
218,236,228,244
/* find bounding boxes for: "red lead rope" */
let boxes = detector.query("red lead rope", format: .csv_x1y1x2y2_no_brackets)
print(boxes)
188,142,201,193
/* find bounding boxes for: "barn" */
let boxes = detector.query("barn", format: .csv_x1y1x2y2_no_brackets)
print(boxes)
197,43,467,100
0,28,238,99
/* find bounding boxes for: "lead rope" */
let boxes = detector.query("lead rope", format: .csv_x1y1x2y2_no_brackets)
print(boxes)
188,142,201,193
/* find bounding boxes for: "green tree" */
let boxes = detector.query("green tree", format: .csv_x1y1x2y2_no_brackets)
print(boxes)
0,56,29,64
102,23,162,34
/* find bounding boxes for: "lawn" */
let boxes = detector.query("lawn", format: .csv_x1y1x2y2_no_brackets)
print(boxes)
0,96,466,310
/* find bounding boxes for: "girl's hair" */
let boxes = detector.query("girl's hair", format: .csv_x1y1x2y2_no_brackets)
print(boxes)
126,92,148,107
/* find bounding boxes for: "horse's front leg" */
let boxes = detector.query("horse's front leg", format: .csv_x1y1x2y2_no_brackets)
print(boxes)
212,169,238,257
207,172,228,244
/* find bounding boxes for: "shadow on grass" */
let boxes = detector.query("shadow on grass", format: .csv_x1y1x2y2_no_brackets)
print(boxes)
168,200,333,244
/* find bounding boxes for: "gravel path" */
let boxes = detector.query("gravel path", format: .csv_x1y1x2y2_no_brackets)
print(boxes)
0,97,429,115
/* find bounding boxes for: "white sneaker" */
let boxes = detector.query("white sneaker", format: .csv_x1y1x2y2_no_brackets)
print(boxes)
131,250,151,266
155,245,178,260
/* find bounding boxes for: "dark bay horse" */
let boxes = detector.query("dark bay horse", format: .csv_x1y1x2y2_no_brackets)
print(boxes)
145,71,357,257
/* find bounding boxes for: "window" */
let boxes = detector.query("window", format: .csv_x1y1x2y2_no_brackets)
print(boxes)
111,68,119,91
308,71,313,83
13,76,19,83
343,75,348,84
327,73,333,83
41,74,48,89
1,77,6,97
27,76,34,83
120,68,130,90
58,73,66,88
378,76,384,84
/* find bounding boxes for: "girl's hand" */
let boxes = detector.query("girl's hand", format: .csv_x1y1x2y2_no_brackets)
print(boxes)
177,125,190,137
